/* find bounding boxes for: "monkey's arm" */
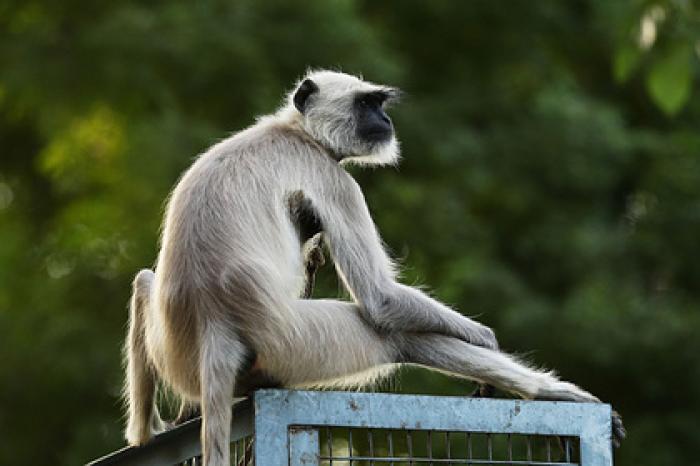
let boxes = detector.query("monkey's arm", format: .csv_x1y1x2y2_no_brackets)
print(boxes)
311,175,497,350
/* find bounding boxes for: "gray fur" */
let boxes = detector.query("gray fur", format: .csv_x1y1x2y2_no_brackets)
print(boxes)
123,70,623,465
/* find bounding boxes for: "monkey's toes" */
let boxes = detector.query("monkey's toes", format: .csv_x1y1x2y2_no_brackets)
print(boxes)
612,410,626,448
470,383,496,398
125,428,153,447
174,406,201,425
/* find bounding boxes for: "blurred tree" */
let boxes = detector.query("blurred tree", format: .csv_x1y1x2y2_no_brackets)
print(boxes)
0,1,698,464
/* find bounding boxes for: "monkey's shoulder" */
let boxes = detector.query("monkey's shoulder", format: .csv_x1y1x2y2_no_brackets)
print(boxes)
187,119,360,207
215,120,325,160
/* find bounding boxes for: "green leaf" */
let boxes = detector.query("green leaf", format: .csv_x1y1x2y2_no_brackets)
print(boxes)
646,44,693,116
613,44,642,83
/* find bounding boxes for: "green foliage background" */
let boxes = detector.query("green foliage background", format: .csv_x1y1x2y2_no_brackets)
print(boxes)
1,1,699,464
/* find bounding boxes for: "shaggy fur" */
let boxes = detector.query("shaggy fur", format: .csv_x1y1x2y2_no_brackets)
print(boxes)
123,70,623,466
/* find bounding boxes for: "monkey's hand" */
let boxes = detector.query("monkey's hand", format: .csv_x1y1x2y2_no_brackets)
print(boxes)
466,323,499,351
441,316,498,351
302,233,325,299
360,283,500,351
304,233,325,271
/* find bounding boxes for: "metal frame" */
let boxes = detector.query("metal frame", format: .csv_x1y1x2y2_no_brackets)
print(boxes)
87,399,253,466
88,389,613,466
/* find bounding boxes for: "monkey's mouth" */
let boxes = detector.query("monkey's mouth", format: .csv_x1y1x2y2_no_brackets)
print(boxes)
360,128,393,143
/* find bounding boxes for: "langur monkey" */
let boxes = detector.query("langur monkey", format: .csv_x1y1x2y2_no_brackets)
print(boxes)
123,70,625,465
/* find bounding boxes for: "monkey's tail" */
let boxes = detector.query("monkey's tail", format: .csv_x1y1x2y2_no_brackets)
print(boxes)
123,269,166,445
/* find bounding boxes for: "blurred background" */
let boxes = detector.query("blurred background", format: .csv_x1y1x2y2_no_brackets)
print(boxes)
1,1,699,464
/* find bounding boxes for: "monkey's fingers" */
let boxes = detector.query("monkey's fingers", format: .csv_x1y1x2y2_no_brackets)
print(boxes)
305,232,326,269
612,410,626,448
307,246,325,268
466,325,499,351
302,243,324,299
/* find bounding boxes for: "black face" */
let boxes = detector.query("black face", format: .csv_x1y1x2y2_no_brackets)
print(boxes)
355,91,394,143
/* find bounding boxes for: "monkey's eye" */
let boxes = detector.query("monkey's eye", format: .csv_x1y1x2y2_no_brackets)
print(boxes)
357,92,387,109
358,96,375,108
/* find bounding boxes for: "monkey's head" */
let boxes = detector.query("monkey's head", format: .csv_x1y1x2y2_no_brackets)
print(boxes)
288,70,401,166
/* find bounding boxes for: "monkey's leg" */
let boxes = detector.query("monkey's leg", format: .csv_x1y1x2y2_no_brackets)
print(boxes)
124,269,165,446
199,329,246,466
398,334,626,446
399,334,598,402
257,299,397,387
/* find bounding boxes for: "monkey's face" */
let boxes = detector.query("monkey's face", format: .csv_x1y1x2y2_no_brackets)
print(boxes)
292,71,401,166
355,90,396,144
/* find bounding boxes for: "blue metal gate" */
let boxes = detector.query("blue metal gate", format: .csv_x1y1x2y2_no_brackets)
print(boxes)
88,389,614,466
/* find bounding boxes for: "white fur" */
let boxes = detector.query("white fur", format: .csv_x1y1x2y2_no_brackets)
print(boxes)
123,70,611,466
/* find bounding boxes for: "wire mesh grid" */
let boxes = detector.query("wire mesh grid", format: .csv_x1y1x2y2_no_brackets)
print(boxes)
232,435,255,466
173,435,253,466
319,427,580,466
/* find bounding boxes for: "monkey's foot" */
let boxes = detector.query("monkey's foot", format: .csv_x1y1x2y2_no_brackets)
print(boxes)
612,410,626,448
125,424,154,447
173,405,201,425
470,383,496,398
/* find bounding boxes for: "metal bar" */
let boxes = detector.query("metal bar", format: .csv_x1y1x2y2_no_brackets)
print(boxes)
507,433,513,465
428,430,433,465
88,389,611,466
579,424,614,466
446,432,451,465
254,390,611,438
387,430,394,466
468,432,473,463
253,392,288,465
327,427,333,466
289,427,320,466
318,457,577,466
248,437,254,466
86,399,252,466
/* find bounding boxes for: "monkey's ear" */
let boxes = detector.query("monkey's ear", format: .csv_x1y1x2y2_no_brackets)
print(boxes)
293,79,319,114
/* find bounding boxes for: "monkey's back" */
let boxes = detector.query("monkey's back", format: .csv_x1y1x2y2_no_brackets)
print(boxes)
152,119,344,339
